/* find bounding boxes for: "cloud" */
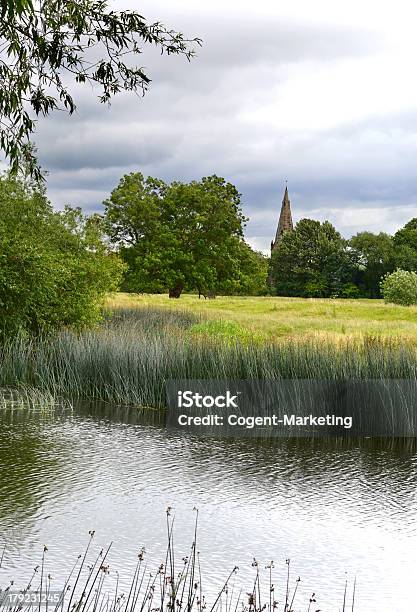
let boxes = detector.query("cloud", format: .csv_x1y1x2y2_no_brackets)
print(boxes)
25,0,417,250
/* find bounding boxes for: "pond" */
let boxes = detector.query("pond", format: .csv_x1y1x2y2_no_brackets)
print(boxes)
0,401,416,611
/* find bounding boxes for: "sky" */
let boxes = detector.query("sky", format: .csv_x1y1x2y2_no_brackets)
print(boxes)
31,0,417,252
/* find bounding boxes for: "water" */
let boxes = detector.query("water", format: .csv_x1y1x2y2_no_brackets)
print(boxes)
0,401,416,611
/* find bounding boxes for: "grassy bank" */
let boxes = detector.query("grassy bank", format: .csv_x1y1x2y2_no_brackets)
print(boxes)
109,293,417,345
0,306,416,409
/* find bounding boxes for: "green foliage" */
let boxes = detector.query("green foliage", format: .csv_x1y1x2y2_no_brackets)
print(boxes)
1,0,33,18
393,218,417,248
270,216,417,301
216,241,268,296
349,231,395,298
271,217,417,300
270,218,356,297
0,0,200,179
339,282,361,299
380,269,417,306
104,172,262,297
392,218,417,271
0,174,125,338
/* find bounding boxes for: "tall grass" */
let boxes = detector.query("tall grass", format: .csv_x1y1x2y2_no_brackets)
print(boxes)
0,513,357,612
0,307,416,409
0,386,58,411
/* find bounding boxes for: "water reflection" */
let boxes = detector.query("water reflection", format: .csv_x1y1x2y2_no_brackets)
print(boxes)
0,401,416,612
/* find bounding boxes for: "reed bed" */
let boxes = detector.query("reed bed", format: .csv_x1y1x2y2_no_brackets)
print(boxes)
0,307,416,409
0,513,356,612
0,386,58,411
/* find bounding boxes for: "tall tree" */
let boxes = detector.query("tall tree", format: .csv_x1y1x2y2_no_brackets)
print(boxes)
270,218,355,297
104,172,252,298
0,0,200,179
392,218,417,271
349,232,395,298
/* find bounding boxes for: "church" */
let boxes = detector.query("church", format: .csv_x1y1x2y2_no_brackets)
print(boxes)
271,185,294,255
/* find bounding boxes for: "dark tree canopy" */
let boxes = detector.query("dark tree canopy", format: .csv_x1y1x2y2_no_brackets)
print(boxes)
0,0,200,179
391,218,417,271
394,218,417,248
349,232,396,298
270,218,356,298
217,241,268,296
270,217,417,299
1,0,33,16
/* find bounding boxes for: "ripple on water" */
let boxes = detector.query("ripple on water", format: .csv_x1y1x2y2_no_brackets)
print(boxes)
0,405,416,612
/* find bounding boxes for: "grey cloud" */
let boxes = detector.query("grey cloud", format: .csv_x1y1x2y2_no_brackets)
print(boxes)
140,19,380,92
27,5,413,251
40,102,417,247
38,114,178,172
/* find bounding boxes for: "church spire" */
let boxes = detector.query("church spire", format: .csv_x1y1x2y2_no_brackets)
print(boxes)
271,183,294,254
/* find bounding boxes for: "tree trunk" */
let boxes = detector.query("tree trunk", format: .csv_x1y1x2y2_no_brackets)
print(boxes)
168,281,184,298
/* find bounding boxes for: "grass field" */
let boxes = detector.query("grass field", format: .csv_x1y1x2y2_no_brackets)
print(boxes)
107,293,417,345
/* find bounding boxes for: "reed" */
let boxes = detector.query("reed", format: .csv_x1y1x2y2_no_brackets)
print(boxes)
0,306,416,410
0,386,58,411
0,512,357,612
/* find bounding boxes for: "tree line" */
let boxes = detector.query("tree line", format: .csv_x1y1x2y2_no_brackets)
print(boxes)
104,172,417,300
2,169,417,340
270,218,417,298
0,171,266,338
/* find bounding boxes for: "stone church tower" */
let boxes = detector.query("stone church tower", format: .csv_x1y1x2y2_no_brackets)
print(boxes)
271,184,293,254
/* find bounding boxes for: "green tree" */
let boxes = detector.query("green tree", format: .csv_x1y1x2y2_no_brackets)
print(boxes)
0,173,124,338
394,218,417,248
216,241,268,296
1,0,33,17
104,172,252,298
392,218,417,271
349,232,395,298
270,218,356,298
0,0,200,179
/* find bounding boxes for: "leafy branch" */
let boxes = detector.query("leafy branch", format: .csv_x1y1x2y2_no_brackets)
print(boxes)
0,0,201,179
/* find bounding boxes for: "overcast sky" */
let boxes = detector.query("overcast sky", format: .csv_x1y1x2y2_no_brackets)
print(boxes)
32,0,417,252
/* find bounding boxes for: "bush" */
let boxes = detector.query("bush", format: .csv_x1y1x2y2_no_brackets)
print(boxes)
380,269,417,306
340,282,361,299
0,174,125,338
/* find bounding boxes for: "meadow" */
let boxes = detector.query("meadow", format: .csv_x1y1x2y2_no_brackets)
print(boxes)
109,292,417,344
0,294,416,413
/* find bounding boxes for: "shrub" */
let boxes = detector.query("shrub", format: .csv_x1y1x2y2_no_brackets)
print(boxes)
340,282,361,299
380,269,417,306
0,174,125,338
